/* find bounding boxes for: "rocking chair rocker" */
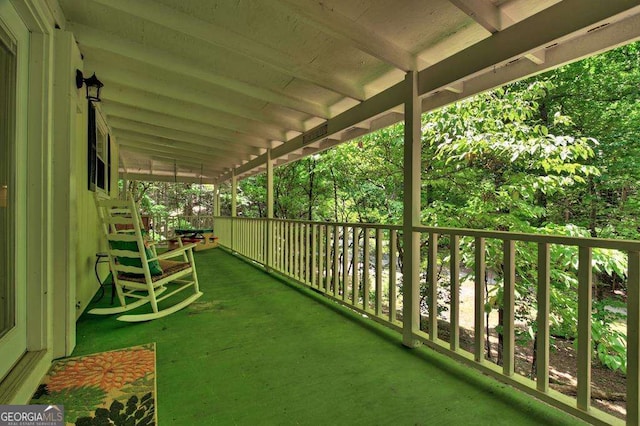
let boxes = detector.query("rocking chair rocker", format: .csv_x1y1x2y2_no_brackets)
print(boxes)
90,197,203,322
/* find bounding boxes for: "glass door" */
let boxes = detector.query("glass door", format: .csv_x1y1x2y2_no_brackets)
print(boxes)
0,1,29,381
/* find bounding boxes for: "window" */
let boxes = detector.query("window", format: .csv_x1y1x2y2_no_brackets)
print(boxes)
88,103,111,193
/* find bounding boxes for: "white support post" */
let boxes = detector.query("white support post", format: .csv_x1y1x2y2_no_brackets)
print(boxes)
212,184,217,216
231,171,237,217
231,170,237,251
402,71,421,348
266,149,274,270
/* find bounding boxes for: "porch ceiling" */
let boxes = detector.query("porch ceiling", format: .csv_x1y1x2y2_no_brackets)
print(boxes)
54,0,640,184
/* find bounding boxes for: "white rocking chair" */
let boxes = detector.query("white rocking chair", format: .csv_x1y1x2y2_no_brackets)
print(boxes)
90,197,203,322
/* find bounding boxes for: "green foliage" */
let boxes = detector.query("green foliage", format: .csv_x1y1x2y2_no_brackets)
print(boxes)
136,42,640,374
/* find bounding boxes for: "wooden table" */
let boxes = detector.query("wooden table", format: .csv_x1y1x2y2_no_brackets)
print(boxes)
172,228,218,251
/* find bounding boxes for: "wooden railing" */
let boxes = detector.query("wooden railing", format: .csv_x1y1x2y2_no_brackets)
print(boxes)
147,214,215,242
214,216,639,425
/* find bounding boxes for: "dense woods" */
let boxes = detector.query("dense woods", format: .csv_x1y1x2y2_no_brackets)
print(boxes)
130,42,639,377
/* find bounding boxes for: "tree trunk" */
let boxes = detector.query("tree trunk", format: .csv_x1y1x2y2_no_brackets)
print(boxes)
485,272,492,361
330,166,339,222
497,308,504,366
531,332,538,379
588,177,598,237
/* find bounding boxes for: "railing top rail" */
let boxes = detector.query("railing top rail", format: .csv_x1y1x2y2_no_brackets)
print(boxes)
213,216,640,251
414,225,640,251
214,215,403,230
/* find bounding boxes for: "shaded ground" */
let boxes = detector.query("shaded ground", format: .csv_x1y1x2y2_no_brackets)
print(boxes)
431,321,626,420
76,249,582,425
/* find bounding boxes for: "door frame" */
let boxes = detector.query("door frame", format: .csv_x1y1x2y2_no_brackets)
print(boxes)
0,0,54,403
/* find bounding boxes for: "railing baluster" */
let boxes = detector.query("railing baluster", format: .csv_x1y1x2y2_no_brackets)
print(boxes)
428,232,438,340
295,223,301,279
324,225,331,293
300,223,305,283
352,227,360,306
311,225,324,289
273,221,277,270
278,222,282,272
628,250,640,425
291,223,297,279
306,223,311,285
363,228,370,311
312,224,318,288
343,225,349,301
375,228,383,317
275,222,281,271
288,222,293,277
333,225,339,297
474,237,485,363
537,242,550,393
277,222,286,273
450,235,460,351
577,246,592,409
389,229,397,323
503,240,515,377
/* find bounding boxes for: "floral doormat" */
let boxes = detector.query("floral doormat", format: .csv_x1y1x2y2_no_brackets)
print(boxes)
30,343,156,426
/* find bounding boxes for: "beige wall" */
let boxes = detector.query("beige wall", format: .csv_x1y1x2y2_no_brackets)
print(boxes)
73,104,119,319
52,29,120,350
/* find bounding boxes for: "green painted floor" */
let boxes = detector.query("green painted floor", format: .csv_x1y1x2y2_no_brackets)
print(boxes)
76,248,584,425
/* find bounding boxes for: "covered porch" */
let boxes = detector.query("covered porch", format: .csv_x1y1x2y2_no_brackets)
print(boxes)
77,248,579,425
1,1,640,425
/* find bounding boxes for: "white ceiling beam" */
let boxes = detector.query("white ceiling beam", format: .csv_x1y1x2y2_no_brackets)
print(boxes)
100,82,286,142
108,118,263,156
121,172,217,185
68,23,329,118
87,60,306,133
273,0,416,71
102,102,275,150
525,50,546,65
449,0,513,33
419,0,640,96
114,130,255,163
119,139,231,169
89,0,365,101
500,0,562,24
422,10,640,114
444,81,464,94
219,81,406,182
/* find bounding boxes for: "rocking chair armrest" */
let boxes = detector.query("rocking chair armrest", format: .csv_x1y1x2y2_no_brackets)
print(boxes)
156,243,197,260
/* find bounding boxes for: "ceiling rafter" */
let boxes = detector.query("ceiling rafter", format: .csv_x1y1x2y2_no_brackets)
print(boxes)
119,139,232,170
102,102,277,152
123,172,217,184
421,10,640,112
100,82,286,141
418,0,640,97
113,130,257,163
102,102,275,150
108,118,263,156
449,0,514,33
89,0,366,101
87,60,306,133
272,0,416,71
68,23,330,118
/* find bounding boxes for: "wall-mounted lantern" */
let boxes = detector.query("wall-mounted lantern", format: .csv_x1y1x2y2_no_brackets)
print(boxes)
75,69,104,102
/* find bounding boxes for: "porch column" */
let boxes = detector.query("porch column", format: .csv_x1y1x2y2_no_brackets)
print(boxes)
214,184,220,216
266,149,274,270
402,70,422,348
231,170,237,217
231,170,237,251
